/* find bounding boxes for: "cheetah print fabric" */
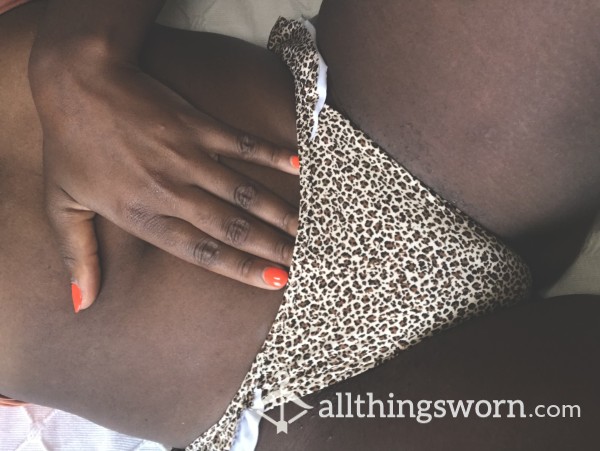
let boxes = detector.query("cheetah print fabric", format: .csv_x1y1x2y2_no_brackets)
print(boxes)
187,18,531,451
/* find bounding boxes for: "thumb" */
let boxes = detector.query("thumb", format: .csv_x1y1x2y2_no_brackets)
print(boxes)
47,192,101,313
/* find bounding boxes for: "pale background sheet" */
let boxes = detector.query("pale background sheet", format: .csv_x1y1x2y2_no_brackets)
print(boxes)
1,0,598,449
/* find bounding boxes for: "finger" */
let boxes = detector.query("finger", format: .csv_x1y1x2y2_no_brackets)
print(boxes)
46,188,101,313
135,215,289,290
196,117,300,174
183,158,299,237
174,187,295,267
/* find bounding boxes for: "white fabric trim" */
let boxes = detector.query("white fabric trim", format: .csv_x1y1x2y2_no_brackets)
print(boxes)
0,404,166,451
303,20,328,140
230,389,265,451
203,20,327,451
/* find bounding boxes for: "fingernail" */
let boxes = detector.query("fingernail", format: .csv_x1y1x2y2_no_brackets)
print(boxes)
263,267,289,288
71,282,82,313
290,155,300,170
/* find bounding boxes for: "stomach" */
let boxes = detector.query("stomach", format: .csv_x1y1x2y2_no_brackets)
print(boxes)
0,3,297,447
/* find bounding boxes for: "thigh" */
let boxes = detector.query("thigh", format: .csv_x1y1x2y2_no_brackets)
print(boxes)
317,0,600,240
258,295,600,451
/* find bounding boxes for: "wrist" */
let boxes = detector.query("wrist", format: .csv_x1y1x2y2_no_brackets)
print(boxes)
28,32,130,106
28,0,166,81
30,30,126,75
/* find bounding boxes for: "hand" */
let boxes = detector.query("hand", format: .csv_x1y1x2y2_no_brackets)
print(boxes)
29,47,299,312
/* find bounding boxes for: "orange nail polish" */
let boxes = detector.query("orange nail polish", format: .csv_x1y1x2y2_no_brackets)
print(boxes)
263,267,289,288
71,283,82,313
290,155,300,170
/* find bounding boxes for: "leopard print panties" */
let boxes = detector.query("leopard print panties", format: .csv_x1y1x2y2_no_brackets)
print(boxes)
187,18,531,451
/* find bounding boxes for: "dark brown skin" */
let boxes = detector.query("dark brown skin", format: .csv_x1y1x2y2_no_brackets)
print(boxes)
1,1,599,449
257,296,600,451
1,3,297,446
318,0,600,239
317,0,600,289
29,0,300,310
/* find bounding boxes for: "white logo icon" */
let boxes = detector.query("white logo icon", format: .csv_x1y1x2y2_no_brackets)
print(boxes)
254,371,313,434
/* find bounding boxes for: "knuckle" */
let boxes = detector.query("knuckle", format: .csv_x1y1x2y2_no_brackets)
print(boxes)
123,202,165,236
275,239,294,263
268,146,280,166
236,133,257,158
123,202,151,226
280,211,294,232
146,169,169,192
190,238,221,267
237,256,255,279
145,169,177,205
61,254,77,272
54,235,80,272
233,183,258,209
223,217,251,246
